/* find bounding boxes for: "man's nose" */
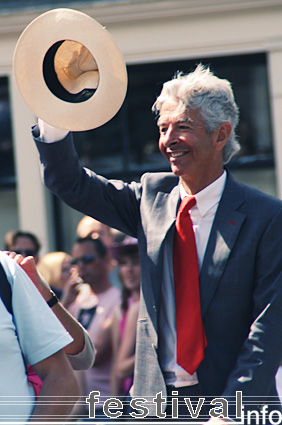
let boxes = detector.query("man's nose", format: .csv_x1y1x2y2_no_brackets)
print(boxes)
76,262,86,271
162,126,178,147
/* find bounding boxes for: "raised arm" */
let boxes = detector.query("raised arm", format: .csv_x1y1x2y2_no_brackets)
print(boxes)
32,122,141,238
6,252,95,370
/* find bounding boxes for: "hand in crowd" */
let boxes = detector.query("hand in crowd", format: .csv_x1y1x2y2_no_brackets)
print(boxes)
60,268,83,308
4,251,52,301
5,250,83,309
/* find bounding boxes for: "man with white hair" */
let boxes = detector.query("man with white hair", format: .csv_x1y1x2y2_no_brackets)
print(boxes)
33,65,282,422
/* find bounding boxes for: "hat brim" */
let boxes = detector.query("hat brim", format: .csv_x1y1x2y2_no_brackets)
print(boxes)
13,8,128,131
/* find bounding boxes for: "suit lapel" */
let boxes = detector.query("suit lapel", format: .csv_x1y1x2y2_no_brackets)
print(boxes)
200,174,246,317
145,184,180,308
144,173,247,319
146,184,180,259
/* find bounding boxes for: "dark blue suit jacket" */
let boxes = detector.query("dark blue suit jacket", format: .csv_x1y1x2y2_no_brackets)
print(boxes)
34,129,282,418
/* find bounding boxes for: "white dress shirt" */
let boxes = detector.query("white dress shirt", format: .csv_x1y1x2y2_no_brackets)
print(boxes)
159,171,227,387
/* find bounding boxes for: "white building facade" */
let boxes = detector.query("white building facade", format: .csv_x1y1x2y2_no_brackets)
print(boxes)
1,0,282,253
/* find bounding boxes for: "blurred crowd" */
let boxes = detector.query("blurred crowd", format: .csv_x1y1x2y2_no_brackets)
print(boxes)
3,216,140,421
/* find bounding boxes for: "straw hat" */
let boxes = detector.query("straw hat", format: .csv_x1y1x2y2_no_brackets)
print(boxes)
13,8,127,131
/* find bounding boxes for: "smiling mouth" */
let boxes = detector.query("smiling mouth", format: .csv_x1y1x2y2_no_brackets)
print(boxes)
169,151,189,158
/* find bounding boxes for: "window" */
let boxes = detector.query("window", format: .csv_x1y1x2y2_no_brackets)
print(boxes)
56,53,275,251
0,76,15,188
73,53,273,181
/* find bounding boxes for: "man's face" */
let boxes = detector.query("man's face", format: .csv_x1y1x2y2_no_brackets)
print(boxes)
158,102,226,193
71,241,107,286
11,236,39,263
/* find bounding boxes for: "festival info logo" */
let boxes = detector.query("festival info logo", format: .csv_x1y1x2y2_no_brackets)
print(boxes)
86,391,282,424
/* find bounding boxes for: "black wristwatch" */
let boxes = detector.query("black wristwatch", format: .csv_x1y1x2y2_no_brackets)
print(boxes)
47,291,59,308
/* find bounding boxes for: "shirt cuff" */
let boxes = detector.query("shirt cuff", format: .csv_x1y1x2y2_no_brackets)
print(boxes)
38,118,69,143
66,328,96,371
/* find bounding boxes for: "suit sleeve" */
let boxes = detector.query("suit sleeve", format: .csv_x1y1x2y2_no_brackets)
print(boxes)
32,126,142,238
222,206,282,415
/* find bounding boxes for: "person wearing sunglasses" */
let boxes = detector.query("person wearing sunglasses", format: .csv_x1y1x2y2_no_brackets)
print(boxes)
5,230,41,264
76,215,125,290
61,236,121,419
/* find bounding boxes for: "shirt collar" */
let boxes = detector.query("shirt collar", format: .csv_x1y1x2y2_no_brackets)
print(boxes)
179,170,227,217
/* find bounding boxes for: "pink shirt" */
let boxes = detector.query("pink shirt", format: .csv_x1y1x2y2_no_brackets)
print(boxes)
69,284,121,404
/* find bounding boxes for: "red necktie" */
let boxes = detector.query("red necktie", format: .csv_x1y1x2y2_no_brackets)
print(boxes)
173,196,207,375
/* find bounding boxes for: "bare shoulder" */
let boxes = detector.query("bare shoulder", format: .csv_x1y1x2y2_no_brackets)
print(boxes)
127,300,140,320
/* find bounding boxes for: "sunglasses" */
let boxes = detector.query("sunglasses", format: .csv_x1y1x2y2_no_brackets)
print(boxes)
15,250,37,257
70,254,96,266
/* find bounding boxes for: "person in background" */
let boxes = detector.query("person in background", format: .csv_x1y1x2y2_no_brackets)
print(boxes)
77,216,116,246
76,215,125,289
37,251,72,299
5,232,96,372
4,230,16,250
0,251,79,421
6,230,41,264
77,215,126,244
62,236,121,419
110,236,140,401
7,251,96,373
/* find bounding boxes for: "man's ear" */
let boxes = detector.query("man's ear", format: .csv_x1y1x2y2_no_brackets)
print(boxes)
214,121,232,151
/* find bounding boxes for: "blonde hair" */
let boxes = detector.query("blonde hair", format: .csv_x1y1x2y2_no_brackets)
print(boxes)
37,251,71,290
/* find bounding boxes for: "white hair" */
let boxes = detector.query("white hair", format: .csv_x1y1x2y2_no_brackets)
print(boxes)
152,64,240,163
